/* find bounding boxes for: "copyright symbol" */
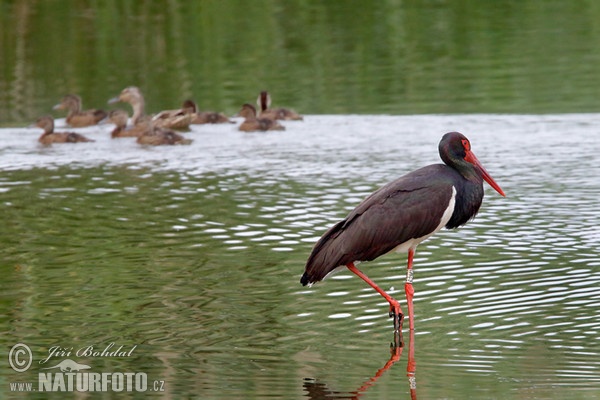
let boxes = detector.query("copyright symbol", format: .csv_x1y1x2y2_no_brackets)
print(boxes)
9,343,32,372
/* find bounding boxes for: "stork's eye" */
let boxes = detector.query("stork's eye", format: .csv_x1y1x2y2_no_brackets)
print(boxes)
461,139,470,151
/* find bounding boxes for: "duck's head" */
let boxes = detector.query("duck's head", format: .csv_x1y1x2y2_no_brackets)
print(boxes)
182,99,198,114
107,109,129,127
53,94,82,111
108,86,143,105
31,115,54,133
237,104,257,119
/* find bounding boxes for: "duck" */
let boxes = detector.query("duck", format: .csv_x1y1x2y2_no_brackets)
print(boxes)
151,108,193,130
53,94,107,127
108,86,191,131
105,109,143,138
237,103,285,132
136,125,193,146
108,87,148,126
32,116,94,144
104,108,190,144
256,91,303,121
182,100,233,124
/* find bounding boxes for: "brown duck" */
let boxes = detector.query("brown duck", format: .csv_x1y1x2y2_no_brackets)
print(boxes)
33,116,94,144
237,104,285,132
105,107,190,144
182,100,233,124
257,91,303,121
106,109,142,138
108,86,191,130
136,125,193,146
53,94,107,127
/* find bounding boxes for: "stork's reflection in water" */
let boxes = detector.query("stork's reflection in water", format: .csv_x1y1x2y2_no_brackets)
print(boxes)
302,329,417,399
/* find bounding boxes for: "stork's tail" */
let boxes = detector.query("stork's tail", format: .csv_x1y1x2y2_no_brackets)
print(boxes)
301,219,348,286
300,272,311,286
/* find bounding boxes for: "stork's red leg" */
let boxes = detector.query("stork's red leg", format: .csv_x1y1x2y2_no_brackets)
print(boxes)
404,248,415,331
347,262,403,331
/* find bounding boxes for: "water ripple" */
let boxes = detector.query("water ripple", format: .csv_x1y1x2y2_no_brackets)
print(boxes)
1,114,599,396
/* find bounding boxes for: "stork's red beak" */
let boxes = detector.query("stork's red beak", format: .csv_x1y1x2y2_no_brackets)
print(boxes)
464,150,506,197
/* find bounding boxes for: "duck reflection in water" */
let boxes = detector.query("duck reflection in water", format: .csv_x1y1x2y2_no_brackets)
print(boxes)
302,330,417,399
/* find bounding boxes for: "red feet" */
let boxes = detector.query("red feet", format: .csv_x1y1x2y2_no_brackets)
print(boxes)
388,300,403,332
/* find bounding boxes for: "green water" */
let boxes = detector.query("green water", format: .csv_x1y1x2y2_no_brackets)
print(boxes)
1,114,599,398
2,0,600,124
1,2,600,399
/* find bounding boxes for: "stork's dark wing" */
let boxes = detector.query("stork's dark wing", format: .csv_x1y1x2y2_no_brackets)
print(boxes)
301,165,455,284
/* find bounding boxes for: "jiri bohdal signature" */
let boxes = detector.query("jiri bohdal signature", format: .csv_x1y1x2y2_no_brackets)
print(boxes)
39,343,137,365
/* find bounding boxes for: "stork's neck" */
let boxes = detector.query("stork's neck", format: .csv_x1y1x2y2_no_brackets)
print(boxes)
445,174,484,229
457,164,483,184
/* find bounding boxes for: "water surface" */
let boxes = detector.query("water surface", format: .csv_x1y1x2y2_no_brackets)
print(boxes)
3,1,600,124
1,114,599,399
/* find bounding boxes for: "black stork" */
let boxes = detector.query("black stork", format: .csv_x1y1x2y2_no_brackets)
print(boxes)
300,132,505,331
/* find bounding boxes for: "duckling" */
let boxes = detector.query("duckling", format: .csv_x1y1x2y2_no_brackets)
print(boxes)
182,100,233,124
256,91,303,121
106,109,142,138
108,86,191,130
33,116,94,145
237,103,285,132
137,125,193,146
53,94,107,127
